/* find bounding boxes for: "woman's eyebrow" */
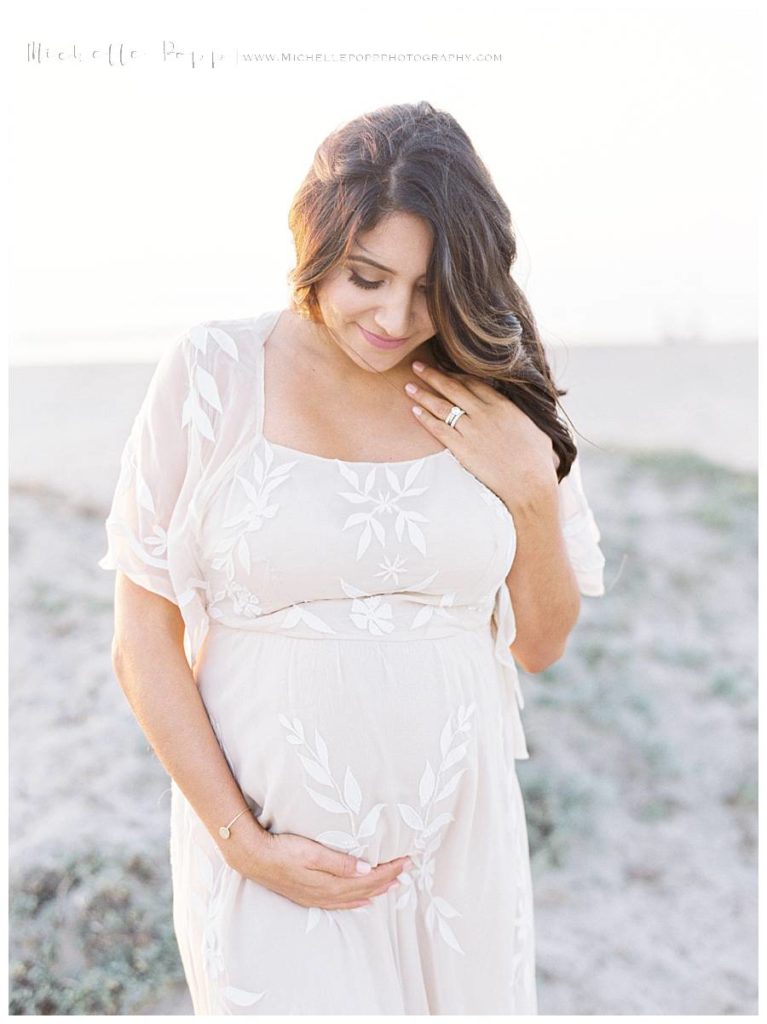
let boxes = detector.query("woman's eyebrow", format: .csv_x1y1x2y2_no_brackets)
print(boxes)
347,251,427,280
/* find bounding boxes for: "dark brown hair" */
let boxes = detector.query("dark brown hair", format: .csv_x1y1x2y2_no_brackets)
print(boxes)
287,100,577,482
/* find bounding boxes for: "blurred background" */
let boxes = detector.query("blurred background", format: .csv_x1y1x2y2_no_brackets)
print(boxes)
8,0,758,1015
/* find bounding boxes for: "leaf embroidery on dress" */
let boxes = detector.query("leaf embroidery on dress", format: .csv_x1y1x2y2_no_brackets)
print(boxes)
278,714,386,934
221,986,267,1010
107,450,171,569
181,386,216,442
177,576,210,608
189,323,240,360
338,461,430,559
409,590,459,630
222,443,298,532
181,325,240,443
191,842,267,1011
142,524,168,557
337,570,444,636
194,364,223,413
394,702,477,955
280,603,336,634
207,444,297,619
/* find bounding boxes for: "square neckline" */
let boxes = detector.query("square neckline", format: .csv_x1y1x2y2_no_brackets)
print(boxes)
256,308,453,468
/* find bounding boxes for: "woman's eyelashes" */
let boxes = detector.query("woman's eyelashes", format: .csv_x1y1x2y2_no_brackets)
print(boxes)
348,269,380,290
348,269,428,294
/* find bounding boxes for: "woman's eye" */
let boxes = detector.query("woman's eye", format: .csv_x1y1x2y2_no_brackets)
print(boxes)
348,269,427,294
348,270,381,290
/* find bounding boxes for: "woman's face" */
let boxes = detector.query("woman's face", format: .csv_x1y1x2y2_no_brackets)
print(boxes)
313,211,437,375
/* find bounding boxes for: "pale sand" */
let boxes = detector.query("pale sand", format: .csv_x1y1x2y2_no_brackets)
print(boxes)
8,341,757,1014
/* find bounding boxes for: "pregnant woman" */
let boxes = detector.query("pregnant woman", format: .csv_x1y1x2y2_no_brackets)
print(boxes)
99,100,605,1014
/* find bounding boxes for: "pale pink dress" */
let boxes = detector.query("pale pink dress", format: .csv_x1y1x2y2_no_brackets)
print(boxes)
98,308,606,1014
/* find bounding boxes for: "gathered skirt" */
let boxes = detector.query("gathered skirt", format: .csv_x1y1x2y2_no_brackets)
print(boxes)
168,623,537,1015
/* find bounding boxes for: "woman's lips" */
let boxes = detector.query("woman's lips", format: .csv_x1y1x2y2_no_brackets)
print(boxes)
357,324,410,350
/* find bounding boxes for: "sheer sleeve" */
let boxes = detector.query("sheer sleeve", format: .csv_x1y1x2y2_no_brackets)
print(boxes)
557,453,606,597
98,332,191,604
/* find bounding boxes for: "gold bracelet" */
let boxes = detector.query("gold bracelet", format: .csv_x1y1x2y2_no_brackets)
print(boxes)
219,805,249,839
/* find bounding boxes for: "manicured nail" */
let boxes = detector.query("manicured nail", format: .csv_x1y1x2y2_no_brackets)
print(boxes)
412,360,425,371
412,406,423,417
404,382,417,395
356,860,372,874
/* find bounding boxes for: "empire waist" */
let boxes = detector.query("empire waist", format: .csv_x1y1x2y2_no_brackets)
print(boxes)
203,592,498,643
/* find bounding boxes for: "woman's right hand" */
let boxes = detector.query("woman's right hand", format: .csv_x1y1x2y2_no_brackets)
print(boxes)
229,828,413,910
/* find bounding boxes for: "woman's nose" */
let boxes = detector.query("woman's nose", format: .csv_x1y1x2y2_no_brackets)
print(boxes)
373,304,415,340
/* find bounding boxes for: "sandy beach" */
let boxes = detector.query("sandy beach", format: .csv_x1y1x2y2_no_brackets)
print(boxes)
8,341,757,1014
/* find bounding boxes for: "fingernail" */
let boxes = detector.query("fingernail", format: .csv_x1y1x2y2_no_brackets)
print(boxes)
356,860,372,875
412,360,425,371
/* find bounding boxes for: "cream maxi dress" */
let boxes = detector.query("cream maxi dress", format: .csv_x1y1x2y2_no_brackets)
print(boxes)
98,308,606,1015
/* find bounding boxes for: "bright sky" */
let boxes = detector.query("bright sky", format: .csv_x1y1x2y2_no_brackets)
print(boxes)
9,0,758,362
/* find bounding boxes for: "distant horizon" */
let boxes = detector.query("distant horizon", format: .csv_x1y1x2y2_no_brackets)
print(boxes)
9,336,757,478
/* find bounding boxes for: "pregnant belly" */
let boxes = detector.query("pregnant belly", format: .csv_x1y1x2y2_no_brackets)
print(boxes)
195,626,508,867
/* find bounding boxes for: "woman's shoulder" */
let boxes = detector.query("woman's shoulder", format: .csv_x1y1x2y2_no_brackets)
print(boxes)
179,309,283,377
151,310,282,446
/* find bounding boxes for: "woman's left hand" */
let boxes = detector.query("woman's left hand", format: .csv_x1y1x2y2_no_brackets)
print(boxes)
405,360,559,511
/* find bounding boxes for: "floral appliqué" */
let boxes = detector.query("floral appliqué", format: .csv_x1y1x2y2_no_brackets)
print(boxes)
338,461,430,559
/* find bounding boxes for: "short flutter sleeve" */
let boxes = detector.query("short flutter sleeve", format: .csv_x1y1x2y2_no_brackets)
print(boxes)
98,318,263,670
557,453,606,596
98,332,192,605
